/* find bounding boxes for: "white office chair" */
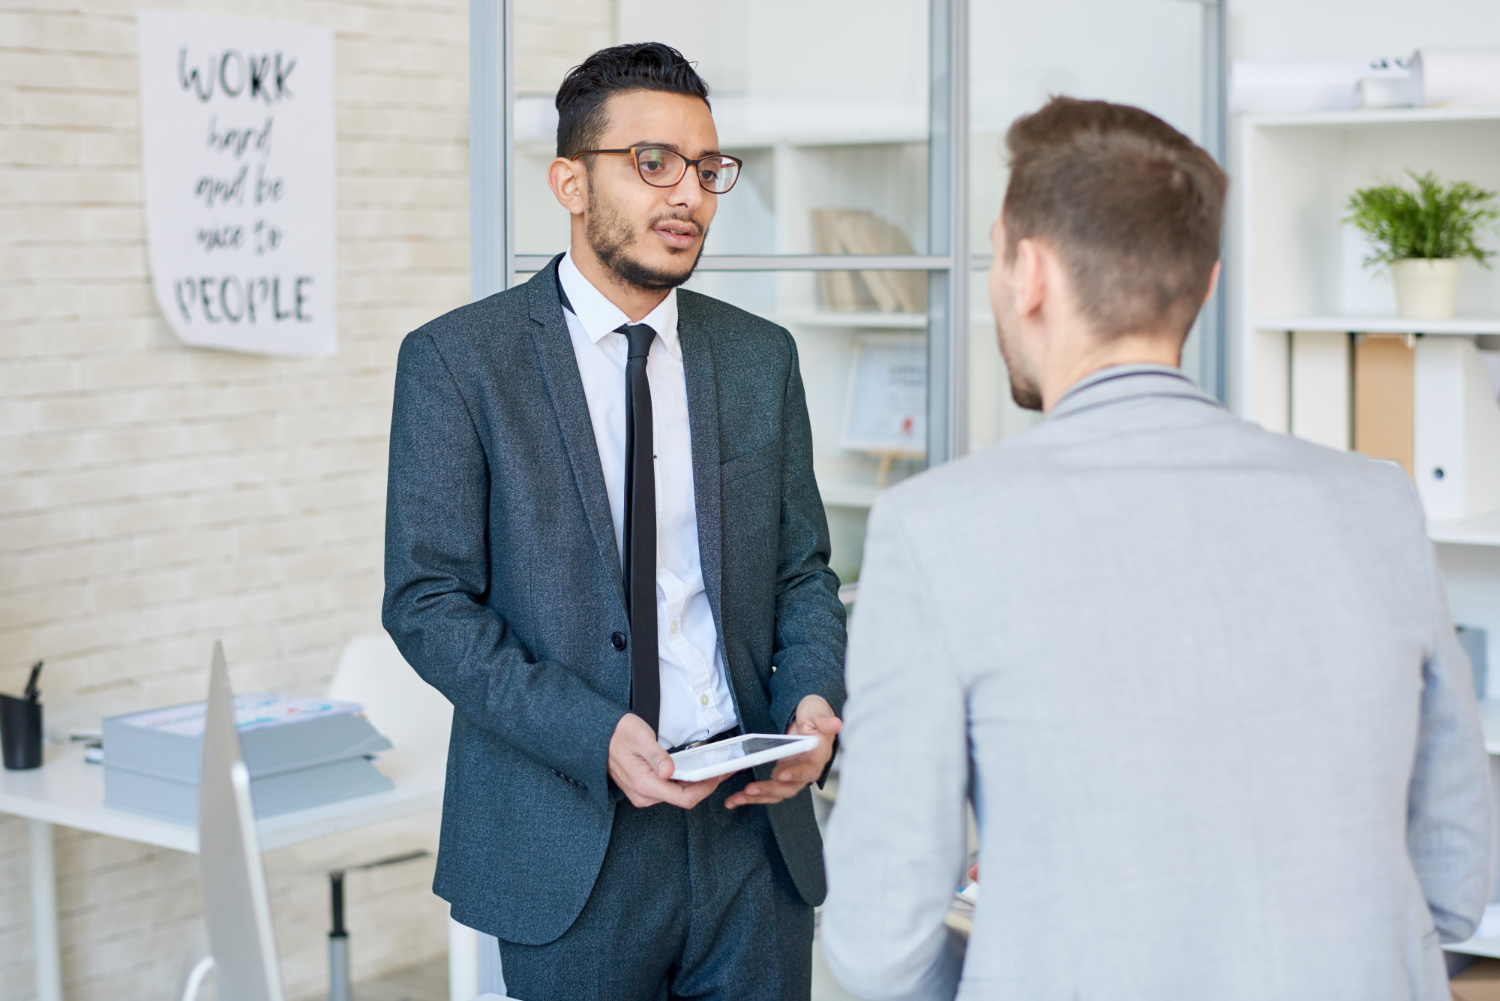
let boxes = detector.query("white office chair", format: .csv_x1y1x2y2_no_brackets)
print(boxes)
248,632,457,1000
327,632,452,758
317,633,507,1000
318,633,454,1000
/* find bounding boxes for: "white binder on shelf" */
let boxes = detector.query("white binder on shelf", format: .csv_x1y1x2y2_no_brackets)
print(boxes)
1414,337,1500,522
1290,331,1351,451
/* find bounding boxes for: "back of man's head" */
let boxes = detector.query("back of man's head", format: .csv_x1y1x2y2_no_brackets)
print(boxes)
1003,97,1227,341
555,42,711,159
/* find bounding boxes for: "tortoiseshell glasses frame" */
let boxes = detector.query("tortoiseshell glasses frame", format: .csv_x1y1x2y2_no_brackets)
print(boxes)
570,146,743,194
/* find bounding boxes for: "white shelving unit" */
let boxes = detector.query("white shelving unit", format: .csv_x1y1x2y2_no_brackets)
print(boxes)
1253,315,1500,336
770,310,927,330
1236,107,1500,960
1429,511,1500,548
1235,106,1500,434
1236,107,1500,538
1235,105,1500,529
1247,106,1500,128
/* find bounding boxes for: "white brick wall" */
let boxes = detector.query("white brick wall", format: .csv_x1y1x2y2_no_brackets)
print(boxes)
0,1,471,998
2,0,619,995
515,0,616,95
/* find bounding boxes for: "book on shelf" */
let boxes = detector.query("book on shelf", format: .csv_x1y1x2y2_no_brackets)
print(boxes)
809,208,926,315
809,209,866,312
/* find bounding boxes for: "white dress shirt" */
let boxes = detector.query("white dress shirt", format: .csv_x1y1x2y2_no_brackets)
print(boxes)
558,251,739,750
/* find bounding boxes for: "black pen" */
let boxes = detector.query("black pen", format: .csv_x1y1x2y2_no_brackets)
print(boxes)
23,660,42,701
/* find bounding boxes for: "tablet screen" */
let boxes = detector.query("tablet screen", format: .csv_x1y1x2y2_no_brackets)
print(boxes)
674,736,802,770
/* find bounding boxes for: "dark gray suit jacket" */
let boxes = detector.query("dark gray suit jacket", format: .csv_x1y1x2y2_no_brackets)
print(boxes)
382,258,847,945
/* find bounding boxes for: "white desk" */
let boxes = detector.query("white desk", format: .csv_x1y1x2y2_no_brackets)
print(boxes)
0,742,445,1001
1478,700,1500,756
1442,700,1500,960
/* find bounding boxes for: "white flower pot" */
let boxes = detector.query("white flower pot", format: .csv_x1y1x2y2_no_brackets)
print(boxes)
1391,258,1460,320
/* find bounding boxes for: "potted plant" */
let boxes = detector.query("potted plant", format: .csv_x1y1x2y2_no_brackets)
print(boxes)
1344,170,1499,319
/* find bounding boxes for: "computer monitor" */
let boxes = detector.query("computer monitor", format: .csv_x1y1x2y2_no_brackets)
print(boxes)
199,641,287,1001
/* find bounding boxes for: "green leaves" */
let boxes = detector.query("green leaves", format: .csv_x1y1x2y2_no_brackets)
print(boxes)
1344,170,1499,269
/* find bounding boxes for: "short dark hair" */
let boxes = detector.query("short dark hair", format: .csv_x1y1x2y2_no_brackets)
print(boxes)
1003,97,1227,340
555,42,711,159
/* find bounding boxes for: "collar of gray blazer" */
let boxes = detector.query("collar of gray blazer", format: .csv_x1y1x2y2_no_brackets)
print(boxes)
1046,363,1223,422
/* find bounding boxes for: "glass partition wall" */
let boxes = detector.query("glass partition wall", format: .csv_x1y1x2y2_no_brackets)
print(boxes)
472,0,1225,582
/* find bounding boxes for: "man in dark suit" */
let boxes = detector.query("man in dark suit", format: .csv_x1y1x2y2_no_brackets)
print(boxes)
382,42,846,1001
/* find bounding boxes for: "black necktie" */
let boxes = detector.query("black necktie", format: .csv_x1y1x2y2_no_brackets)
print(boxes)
620,322,661,734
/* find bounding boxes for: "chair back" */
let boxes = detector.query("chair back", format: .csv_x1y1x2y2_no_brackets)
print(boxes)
328,633,451,757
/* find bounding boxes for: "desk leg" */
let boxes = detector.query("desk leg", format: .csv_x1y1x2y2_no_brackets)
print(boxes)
448,916,477,1001
29,819,63,1001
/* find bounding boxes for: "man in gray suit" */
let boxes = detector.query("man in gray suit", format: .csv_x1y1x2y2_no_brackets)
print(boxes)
822,97,1491,1000
383,43,845,1000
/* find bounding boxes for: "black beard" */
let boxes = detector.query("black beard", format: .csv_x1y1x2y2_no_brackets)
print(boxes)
586,185,705,292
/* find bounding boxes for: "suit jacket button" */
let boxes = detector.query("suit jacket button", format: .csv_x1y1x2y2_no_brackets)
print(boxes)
610,632,627,651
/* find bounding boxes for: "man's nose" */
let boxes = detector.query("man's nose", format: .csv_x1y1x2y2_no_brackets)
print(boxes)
666,167,704,212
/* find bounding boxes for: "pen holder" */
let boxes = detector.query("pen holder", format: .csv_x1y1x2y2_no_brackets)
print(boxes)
0,694,42,770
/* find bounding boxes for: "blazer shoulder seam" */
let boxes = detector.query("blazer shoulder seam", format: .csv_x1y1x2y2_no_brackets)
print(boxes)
417,328,485,445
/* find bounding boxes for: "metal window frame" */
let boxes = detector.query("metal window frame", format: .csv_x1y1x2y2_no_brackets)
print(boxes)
469,0,511,302
927,0,968,463
1198,0,1229,402
471,0,1227,464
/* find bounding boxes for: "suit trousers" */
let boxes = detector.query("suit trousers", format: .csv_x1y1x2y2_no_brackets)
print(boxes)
497,771,815,1001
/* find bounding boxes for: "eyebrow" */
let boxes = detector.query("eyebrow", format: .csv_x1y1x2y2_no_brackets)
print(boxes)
631,140,722,158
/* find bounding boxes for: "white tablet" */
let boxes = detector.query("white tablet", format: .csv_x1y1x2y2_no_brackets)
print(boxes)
669,733,819,783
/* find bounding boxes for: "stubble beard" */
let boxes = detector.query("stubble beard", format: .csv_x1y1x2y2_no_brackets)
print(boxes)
586,183,706,293
996,315,1043,412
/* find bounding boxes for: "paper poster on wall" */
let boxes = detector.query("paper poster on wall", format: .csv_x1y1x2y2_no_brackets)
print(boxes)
136,11,337,357
841,334,927,455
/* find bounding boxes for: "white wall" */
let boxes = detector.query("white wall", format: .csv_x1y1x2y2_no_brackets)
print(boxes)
1,2,621,993
1226,0,1500,672
1230,0,1500,62
0,2,475,998
516,0,616,96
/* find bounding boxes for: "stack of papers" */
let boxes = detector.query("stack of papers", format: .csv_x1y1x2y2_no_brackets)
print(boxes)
102,694,394,824
945,882,979,936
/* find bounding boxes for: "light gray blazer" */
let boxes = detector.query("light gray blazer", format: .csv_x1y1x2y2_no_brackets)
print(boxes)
822,365,1491,1001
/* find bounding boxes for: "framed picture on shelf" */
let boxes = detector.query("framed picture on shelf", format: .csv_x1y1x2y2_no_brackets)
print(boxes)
841,333,927,468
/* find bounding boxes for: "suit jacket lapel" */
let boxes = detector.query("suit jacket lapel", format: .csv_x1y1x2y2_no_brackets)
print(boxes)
678,300,725,640
681,302,774,736
525,258,624,605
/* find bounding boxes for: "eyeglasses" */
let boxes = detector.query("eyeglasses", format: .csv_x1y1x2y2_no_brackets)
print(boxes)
570,146,742,194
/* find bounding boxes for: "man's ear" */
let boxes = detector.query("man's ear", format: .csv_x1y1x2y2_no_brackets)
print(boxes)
1203,260,1222,305
1012,238,1047,319
547,157,588,217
